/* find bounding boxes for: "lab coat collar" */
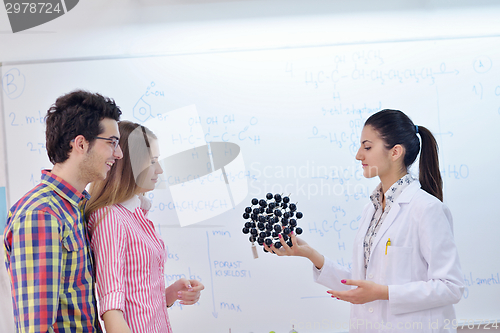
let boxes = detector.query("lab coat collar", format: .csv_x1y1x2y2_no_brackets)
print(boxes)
391,180,421,204
356,203,375,278
369,173,414,209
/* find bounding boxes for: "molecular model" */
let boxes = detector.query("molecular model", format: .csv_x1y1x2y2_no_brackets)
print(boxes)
242,193,303,253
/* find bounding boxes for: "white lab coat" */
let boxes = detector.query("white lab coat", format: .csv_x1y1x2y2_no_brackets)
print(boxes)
314,181,464,332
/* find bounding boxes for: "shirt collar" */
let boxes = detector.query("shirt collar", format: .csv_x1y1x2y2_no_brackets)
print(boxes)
41,169,90,206
119,195,152,215
370,173,414,209
120,195,142,213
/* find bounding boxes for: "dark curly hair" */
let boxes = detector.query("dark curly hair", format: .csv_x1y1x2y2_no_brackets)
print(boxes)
45,90,122,164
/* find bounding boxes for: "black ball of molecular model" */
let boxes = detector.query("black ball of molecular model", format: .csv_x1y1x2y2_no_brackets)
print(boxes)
242,193,303,253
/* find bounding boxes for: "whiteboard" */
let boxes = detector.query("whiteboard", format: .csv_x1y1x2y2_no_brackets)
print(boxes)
2,36,499,332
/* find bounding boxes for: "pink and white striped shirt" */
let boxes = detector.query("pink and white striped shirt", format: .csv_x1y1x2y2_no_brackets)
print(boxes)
88,195,172,333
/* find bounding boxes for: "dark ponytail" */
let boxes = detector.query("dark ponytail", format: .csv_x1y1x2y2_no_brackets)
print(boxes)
364,109,443,201
416,126,443,201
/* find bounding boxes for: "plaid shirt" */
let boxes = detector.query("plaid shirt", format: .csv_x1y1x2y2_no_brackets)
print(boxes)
4,170,101,333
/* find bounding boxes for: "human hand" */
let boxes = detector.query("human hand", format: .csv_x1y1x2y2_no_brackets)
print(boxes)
263,232,311,258
170,278,204,306
327,279,388,304
263,232,325,269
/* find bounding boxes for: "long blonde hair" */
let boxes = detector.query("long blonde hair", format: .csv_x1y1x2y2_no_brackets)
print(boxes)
85,121,156,230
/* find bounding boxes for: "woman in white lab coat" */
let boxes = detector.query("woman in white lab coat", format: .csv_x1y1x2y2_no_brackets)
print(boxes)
265,109,464,332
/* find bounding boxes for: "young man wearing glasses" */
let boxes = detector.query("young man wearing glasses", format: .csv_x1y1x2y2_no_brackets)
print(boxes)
3,90,123,333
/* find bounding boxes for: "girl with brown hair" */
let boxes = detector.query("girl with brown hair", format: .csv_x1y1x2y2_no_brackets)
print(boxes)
86,121,204,333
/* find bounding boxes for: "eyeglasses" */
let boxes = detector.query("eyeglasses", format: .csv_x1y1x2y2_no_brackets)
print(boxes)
95,136,120,150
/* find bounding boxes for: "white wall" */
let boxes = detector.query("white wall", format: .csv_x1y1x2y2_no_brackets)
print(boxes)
1,1,500,332
2,0,500,65
0,85,14,333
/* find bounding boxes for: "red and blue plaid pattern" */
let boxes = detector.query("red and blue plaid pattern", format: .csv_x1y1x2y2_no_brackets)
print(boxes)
4,170,101,333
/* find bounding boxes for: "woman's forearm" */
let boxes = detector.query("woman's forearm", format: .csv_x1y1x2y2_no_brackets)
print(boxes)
102,310,132,333
304,246,325,270
165,284,179,307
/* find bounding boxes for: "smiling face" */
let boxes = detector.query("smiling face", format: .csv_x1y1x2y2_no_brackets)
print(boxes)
355,125,393,179
135,138,163,193
80,118,123,183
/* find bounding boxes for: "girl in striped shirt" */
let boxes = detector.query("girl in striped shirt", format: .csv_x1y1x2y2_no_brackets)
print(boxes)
86,121,204,333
